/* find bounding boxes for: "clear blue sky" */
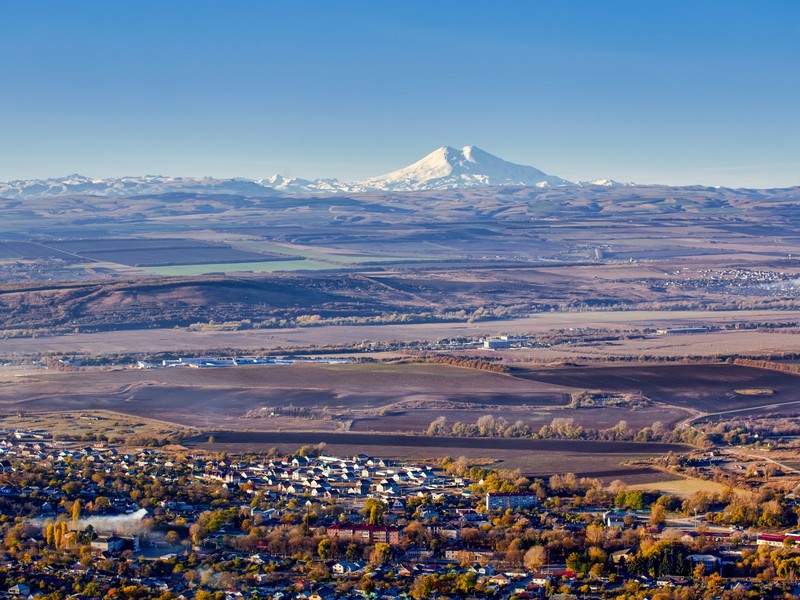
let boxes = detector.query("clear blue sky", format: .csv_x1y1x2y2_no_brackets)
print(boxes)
1,1,798,187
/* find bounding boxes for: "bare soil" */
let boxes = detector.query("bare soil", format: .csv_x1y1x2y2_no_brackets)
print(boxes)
514,363,800,413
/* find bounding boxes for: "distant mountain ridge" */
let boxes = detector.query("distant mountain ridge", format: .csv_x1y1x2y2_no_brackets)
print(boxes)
0,146,576,199
0,173,275,199
0,146,791,199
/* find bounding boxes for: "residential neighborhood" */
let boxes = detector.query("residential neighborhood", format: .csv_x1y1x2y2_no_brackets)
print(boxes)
0,430,799,598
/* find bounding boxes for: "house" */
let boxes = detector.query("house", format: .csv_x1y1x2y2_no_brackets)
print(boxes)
445,546,494,562
308,586,337,600
332,561,365,575
486,491,538,511
688,554,720,572
326,524,401,545
417,507,440,519
604,511,633,528
8,583,31,596
91,534,140,554
488,573,511,586
530,572,551,585
427,524,460,540
756,533,790,548
611,548,634,564
375,479,400,495
484,338,512,349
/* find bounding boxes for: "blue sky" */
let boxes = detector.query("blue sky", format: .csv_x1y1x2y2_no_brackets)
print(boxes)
1,1,798,187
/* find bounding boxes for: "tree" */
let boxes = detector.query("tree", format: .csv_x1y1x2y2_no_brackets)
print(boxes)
317,538,332,560
650,503,667,526
361,575,376,595
455,571,478,594
427,416,447,436
477,414,496,436
361,498,385,525
524,545,546,571
370,542,391,566
403,520,431,546
586,524,605,545
346,542,360,561
165,530,181,545
410,574,435,599
44,523,55,547
71,499,82,523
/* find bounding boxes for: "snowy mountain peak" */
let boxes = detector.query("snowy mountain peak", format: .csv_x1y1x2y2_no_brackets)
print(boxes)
355,145,572,191
578,178,636,188
0,146,576,199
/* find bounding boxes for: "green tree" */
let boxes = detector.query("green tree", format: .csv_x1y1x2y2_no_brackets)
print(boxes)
317,538,332,560
361,498,385,525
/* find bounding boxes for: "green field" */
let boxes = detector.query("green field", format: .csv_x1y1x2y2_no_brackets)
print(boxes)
145,259,339,275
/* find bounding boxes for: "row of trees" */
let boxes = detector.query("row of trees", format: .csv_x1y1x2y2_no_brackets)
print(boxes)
427,415,707,445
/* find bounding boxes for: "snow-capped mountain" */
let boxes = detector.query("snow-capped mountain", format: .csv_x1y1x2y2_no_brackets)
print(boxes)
577,178,636,188
258,174,347,194
0,146,574,199
0,174,277,199
263,146,572,193
352,145,571,191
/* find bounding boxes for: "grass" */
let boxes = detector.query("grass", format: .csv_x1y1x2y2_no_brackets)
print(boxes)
144,259,339,276
0,410,186,445
629,476,731,496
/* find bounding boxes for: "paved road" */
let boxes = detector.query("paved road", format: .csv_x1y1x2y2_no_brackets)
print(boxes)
722,449,800,475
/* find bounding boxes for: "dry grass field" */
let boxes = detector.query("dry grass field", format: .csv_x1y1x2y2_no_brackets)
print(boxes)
628,477,732,496
0,410,185,445
3,309,800,357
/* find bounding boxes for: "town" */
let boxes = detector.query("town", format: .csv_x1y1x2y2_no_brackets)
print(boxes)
1,429,800,599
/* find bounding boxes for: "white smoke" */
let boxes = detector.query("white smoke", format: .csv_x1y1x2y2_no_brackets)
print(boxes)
75,508,149,534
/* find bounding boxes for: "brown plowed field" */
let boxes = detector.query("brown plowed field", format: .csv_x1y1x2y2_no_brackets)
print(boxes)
0,363,575,429
194,430,688,454
514,363,800,413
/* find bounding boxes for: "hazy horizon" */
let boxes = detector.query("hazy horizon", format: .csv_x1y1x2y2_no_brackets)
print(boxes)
1,144,798,191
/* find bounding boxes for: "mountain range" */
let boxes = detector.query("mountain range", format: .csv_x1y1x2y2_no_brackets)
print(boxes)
0,146,631,199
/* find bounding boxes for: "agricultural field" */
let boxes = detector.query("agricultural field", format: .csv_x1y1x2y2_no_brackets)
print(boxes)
514,363,800,414
0,241,77,260
145,259,339,275
43,238,290,266
3,308,800,358
0,361,794,478
235,240,427,265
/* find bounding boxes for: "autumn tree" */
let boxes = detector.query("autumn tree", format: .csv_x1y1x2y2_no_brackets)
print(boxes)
370,542,391,566
71,499,82,523
524,545,546,571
